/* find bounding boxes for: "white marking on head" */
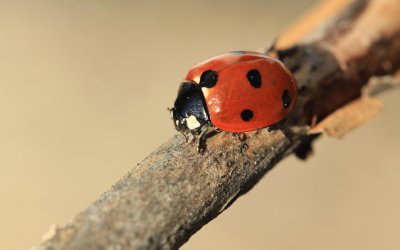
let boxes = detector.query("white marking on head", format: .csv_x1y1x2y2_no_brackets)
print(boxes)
186,115,201,130
175,120,180,126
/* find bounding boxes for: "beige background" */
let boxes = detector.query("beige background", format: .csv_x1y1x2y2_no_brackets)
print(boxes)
0,1,399,249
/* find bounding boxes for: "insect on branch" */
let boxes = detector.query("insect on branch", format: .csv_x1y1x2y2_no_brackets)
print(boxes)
32,0,400,249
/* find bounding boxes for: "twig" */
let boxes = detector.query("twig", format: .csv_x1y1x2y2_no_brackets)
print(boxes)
32,0,400,249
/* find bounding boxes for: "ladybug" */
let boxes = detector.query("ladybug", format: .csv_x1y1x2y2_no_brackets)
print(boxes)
171,51,297,152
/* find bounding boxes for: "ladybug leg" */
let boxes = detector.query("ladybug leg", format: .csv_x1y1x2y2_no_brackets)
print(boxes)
232,133,248,152
179,131,189,143
237,132,247,141
266,117,288,133
266,124,279,132
197,126,219,154
179,130,196,144
187,131,198,144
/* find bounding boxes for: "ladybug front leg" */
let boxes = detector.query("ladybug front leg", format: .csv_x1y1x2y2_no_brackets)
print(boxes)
197,126,219,154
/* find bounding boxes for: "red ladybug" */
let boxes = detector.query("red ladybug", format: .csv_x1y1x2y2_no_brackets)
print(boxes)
171,51,297,151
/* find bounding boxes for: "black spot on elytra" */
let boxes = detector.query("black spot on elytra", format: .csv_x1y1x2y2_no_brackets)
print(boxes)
246,69,262,88
282,90,291,108
199,70,218,88
241,109,253,122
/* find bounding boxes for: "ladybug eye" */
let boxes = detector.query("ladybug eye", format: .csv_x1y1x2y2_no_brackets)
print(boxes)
282,90,291,108
246,69,262,88
199,70,218,88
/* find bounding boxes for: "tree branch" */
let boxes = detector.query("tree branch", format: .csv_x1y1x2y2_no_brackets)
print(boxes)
32,0,400,249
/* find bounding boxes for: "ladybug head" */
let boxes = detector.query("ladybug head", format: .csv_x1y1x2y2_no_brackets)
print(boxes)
171,81,209,133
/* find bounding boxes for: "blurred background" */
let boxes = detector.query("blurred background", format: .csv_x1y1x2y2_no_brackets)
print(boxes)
0,0,399,249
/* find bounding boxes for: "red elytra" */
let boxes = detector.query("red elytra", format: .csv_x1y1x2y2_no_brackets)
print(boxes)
184,51,297,132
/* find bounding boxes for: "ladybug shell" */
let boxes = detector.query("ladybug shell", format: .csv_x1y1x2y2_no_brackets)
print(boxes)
185,52,297,132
